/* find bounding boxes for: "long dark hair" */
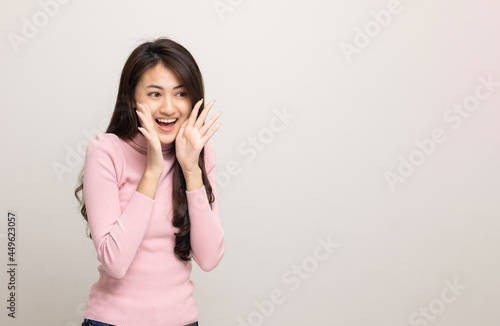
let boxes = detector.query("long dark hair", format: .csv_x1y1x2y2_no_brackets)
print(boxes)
74,37,215,262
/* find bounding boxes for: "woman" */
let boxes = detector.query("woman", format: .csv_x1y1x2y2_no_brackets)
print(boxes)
74,37,225,326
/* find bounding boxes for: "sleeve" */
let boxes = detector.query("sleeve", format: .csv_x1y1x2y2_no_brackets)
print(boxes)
186,141,225,272
83,133,155,279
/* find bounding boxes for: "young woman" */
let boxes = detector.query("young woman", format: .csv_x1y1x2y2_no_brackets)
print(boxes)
74,37,225,326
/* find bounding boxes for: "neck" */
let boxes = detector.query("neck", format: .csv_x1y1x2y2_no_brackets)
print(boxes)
128,132,175,156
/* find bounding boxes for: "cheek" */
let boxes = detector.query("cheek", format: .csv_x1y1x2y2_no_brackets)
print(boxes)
176,112,188,127
181,106,193,120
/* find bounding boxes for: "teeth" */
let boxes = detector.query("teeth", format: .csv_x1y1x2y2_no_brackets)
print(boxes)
157,118,177,123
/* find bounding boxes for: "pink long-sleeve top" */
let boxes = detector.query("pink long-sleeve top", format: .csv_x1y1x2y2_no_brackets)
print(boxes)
82,131,225,326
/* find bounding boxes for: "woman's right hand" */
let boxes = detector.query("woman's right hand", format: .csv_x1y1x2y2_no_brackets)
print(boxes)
135,102,164,177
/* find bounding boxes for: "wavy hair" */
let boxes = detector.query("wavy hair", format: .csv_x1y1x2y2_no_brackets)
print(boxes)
74,37,215,262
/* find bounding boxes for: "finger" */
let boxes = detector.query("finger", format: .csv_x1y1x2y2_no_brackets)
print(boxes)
136,106,146,128
137,126,151,141
177,118,188,140
136,106,152,133
188,98,203,129
199,110,222,137
195,99,216,130
201,122,222,144
140,103,154,129
137,103,158,139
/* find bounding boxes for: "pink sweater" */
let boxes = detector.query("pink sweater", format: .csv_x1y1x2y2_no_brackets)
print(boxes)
82,131,225,326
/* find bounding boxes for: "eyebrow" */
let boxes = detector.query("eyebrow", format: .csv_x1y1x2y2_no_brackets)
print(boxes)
145,84,184,90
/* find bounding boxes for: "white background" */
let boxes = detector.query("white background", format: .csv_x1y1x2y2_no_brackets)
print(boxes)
1,0,499,325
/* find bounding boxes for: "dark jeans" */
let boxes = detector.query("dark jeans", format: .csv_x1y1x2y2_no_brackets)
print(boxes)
82,318,198,326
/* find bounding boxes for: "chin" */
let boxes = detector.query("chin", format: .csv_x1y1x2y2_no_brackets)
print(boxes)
160,131,178,141
159,135,174,143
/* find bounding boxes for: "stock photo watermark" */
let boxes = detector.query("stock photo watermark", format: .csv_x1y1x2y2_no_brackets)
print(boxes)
64,302,86,326
216,106,295,193
52,118,108,182
236,235,340,326
7,0,73,54
213,0,244,21
409,277,466,326
339,0,415,64
384,73,499,192
6,210,18,318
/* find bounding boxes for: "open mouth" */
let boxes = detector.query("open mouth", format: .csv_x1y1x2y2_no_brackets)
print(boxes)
156,118,177,132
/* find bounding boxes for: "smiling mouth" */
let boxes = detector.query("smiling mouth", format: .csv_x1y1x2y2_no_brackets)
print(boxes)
156,118,177,132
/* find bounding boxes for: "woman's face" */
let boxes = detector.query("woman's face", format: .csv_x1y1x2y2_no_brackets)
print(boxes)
133,63,193,144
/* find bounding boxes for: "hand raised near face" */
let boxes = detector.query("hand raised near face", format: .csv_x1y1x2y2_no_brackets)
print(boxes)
136,101,164,177
175,98,222,173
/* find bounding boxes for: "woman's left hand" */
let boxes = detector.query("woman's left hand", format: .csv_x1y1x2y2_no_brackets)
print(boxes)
175,98,222,173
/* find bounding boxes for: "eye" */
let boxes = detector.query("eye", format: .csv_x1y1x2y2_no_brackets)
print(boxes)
149,92,161,98
177,92,187,97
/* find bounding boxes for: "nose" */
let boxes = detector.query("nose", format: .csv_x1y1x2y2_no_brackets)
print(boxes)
159,96,176,116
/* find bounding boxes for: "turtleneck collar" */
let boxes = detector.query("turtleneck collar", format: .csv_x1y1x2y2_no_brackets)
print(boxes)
127,132,175,156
